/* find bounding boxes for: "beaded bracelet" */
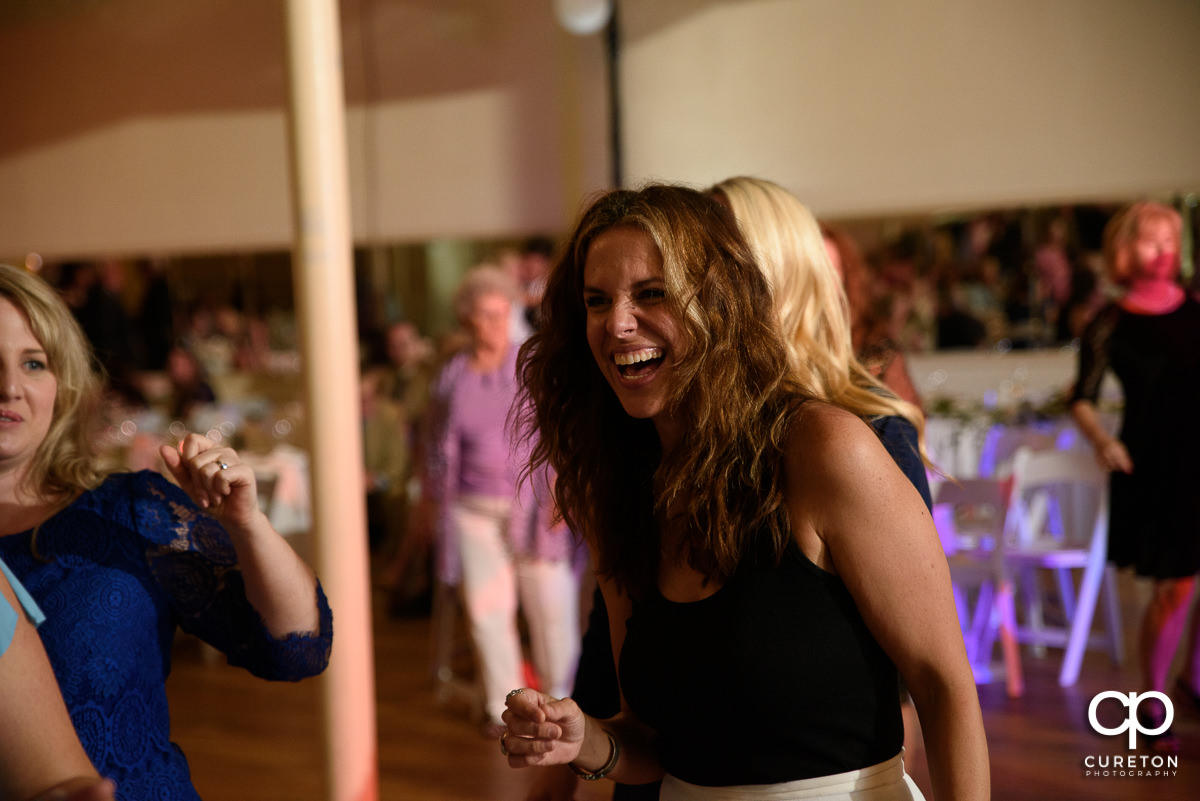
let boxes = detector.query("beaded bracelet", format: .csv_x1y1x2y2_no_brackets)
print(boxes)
568,731,620,781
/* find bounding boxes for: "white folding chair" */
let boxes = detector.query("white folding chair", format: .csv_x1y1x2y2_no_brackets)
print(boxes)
1001,447,1124,688
977,423,1056,479
932,478,1023,696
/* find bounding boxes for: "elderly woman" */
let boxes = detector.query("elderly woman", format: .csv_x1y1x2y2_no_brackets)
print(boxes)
0,263,331,800
502,186,987,800
426,265,579,735
1070,201,1200,750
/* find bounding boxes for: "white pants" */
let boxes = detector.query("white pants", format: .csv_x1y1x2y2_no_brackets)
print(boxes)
660,753,925,801
453,495,580,722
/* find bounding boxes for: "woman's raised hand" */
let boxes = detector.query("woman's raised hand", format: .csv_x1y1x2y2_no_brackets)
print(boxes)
500,689,586,768
159,433,264,531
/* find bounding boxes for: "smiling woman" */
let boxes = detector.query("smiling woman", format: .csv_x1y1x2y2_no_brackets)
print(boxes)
582,225,681,439
507,185,989,801
520,185,788,595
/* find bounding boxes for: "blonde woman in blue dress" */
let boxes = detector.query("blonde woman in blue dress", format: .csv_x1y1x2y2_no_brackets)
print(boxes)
0,263,331,799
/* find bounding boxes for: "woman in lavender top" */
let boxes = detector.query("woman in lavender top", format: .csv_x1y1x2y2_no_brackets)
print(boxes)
426,265,579,734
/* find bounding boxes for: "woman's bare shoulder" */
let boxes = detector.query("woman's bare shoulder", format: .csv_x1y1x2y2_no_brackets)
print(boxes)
788,400,877,453
785,401,894,492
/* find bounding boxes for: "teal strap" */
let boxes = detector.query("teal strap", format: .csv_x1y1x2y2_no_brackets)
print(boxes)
0,557,44,656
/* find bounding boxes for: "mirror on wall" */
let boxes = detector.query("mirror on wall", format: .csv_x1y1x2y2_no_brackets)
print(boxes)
829,194,1197,356
8,192,1195,413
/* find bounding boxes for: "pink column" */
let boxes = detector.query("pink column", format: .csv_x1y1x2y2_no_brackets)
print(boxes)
283,1,378,799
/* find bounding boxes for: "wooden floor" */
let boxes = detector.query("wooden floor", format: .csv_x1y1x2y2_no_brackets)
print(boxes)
167,571,1200,800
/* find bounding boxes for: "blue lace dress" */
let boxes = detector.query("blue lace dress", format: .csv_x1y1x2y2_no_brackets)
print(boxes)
0,470,333,800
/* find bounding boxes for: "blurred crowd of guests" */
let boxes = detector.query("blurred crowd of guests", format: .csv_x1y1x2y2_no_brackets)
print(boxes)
40,203,1157,461
37,199,1193,737
840,205,1142,362
813,203,1195,415
47,258,300,419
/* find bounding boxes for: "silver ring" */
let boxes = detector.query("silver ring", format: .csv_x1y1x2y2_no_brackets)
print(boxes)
506,688,524,701
218,461,229,470
498,732,510,757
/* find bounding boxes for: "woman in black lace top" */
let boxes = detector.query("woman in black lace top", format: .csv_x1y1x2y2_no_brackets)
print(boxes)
1069,201,1200,749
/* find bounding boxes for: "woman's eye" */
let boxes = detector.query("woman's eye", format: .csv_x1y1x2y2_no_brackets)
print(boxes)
583,295,609,310
24,359,46,371
639,288,666,302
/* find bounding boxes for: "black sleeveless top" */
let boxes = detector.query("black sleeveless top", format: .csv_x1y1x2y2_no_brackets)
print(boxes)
618,539,904,786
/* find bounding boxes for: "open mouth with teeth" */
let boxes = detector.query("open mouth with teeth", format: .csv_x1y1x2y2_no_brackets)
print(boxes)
614,347,664,379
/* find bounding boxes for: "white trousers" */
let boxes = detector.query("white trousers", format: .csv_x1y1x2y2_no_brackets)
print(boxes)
453,495,580,722
660,753,925,801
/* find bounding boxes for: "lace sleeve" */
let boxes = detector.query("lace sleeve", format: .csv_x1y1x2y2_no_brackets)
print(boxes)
136,472,332,681
1069,305,1118,405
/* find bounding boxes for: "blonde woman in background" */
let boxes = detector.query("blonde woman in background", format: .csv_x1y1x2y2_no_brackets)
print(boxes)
712,176,928,503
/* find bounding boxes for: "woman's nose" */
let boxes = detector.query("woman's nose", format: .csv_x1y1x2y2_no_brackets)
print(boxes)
607,300,637,336
0,368,17,399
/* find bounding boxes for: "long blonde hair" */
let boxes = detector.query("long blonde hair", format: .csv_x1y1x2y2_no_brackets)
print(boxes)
711,177,925,450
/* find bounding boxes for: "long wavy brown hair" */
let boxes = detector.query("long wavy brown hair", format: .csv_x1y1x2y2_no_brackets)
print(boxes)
517,185,807,596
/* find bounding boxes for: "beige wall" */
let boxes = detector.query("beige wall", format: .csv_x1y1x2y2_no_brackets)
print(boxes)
620,0,1200,217
1,111,295,258
2,0,1198,260
0,0,611,260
